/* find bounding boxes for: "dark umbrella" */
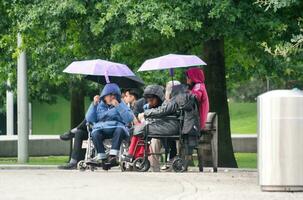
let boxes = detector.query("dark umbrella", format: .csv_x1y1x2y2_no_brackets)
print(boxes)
85,75,145,88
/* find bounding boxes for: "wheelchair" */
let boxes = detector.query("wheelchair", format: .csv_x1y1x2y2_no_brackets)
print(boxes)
77,123,129,171
121,109,198,173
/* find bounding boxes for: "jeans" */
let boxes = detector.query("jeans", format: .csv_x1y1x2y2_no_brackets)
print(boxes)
71,129,88,161
91,127,127,159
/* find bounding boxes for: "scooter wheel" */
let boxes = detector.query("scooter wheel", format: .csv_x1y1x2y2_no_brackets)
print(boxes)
77,160,87,172
172,158,187,173
133,157,150,172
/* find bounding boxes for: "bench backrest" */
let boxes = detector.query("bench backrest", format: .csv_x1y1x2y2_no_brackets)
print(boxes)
204,112,217,131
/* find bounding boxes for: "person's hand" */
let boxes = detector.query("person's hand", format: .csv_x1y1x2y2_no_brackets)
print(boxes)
111,99,119,107
138,113,145,121
93,95,100,105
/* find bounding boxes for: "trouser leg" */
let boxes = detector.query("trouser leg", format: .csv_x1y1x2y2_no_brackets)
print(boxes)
128,136,139,156
169,140,177,159
76,119,87,131
71,130,88,162
91,130,106,159
148,138,161,172
110,127,126,156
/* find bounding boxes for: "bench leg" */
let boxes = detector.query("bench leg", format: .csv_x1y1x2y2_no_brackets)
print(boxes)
197,145,204,172
211,135,218,173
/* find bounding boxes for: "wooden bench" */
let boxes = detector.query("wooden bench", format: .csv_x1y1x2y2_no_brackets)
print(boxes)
196,112,218,172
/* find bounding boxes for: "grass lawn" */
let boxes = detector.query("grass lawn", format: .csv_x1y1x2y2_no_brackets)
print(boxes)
31,97,257,135
0,153,257,168
0,156,69,165
235,153,257,169
229,102,257,134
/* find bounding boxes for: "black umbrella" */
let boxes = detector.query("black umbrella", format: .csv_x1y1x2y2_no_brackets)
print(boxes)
85,75,145,88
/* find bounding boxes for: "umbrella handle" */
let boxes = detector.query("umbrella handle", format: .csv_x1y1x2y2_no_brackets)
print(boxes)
169,68,174,76
169,68,174,86
105,70,110,83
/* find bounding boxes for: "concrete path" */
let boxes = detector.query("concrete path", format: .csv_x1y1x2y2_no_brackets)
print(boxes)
0,168,302,200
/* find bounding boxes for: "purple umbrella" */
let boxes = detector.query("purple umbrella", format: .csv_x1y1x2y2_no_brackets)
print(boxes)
63,59,135,83
138,54,206,72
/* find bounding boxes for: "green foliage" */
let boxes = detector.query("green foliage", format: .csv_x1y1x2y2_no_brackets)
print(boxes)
256,0,303,57
0,0,302,110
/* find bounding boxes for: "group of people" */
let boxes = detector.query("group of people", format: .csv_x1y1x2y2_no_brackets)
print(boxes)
58,67,209,171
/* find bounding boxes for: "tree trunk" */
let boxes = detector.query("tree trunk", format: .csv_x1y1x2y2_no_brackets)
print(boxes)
203,38,238,167
70,86,85,129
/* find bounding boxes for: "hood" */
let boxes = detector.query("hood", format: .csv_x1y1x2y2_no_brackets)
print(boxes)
100,83,121,101
143,85,165,102
186,67,205,83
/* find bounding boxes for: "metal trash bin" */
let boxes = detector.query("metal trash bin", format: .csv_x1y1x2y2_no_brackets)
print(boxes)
258,89,303,192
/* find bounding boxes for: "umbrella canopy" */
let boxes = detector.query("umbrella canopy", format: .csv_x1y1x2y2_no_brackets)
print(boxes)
85,75,144,88
138,54,206,72
63,59,135,83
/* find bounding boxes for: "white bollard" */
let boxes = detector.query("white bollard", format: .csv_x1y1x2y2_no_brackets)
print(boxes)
6,79,14,135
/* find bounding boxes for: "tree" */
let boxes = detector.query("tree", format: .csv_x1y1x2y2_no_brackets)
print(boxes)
2,0,302,167
256,0,303,57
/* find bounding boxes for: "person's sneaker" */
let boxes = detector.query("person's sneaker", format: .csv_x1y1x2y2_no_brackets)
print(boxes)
58,162,77,170
59,131,75,141
161,164,170,170
161,158,174,171
86,157,106,166
121,154,133,163
106,156,119,167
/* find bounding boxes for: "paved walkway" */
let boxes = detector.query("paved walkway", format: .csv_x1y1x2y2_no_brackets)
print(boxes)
0,168,302,200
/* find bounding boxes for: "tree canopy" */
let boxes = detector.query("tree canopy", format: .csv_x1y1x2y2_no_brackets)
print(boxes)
1,0,302,166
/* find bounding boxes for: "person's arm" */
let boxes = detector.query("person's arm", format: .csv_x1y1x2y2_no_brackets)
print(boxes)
144,101,178,118
191,86,203,103
85,95,100,123
85,103,98,123
96,103,119,121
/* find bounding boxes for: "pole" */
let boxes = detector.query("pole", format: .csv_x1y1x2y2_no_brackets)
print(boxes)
28,103,32,135
6,78,14,135
17,33,29,163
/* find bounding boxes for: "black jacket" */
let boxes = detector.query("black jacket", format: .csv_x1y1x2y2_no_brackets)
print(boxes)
135,84,200,137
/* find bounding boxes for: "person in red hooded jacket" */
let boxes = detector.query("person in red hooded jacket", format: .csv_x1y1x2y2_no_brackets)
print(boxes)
185,68,209,130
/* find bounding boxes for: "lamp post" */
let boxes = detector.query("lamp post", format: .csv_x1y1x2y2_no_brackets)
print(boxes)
17,33,29,163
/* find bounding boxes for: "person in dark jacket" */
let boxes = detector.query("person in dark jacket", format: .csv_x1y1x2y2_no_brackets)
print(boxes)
123,85,164,171
142,84,200,137
126,84,200,170
58,121,89,170
86,83,134,167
